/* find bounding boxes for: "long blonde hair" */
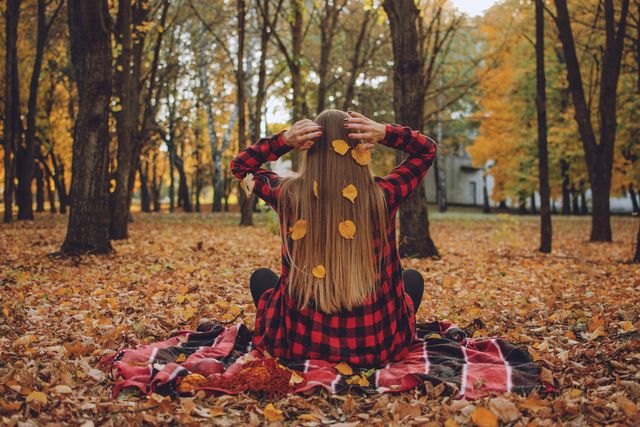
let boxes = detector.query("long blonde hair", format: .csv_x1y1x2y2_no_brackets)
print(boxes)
278,109,388,313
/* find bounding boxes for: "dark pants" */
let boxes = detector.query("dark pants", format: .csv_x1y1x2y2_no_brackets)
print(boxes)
249,268,425,311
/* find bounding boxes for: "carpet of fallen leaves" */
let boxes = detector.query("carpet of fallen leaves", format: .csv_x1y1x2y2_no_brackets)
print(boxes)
1,211,638,426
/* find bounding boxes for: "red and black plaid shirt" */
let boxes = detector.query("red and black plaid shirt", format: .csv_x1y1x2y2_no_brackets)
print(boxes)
231,124,437,367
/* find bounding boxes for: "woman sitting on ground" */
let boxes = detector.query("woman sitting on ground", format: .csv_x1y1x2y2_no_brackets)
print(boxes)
230,109,437,366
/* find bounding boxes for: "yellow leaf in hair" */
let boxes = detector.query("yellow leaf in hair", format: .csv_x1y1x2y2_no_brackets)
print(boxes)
289,219,307,240
332,139,350,155
313,180,319,199
342,184,358,203
338,220,356,239
351,144,371,165
312,265,326,279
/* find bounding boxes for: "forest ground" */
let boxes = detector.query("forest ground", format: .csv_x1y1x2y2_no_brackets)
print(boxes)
0,211,638,426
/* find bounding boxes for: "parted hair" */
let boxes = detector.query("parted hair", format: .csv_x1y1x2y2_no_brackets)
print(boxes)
278,109,388,313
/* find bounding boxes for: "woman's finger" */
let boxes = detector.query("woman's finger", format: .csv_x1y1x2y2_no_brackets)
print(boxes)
349,132,375,140
298,130,322,142
291,125,321,141
344,123,371,131
345,117,368,125
348,111,368,120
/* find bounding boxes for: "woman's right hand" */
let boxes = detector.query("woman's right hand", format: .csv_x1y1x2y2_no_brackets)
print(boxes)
344,111,386,149
283,119,323,150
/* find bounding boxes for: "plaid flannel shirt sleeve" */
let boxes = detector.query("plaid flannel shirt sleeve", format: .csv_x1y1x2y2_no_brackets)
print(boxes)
375,124,438,212
230,132,293,209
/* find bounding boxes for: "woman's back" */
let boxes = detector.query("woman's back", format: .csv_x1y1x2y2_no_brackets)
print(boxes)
231,109,437,366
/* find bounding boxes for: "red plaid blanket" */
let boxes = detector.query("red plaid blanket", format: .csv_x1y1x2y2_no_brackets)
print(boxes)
102,321,543,400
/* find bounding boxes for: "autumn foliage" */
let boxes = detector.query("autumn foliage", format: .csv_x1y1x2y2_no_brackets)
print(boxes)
1,213,638,424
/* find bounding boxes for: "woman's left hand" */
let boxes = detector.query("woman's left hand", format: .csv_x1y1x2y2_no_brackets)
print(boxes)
344,111,386,149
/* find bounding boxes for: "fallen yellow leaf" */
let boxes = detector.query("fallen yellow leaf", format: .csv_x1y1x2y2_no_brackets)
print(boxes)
263,403,284,422
312,265,326,279
332,139,350,155
335,362,353,376
471,407,498,427
338,220,356,239
313,180,319,198
26,391,47,405
346,374,369,387
289,371,304,385
342,184,358,203
290,219,307,241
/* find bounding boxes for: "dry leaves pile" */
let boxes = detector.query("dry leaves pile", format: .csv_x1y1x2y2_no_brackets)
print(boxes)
0,212,638,426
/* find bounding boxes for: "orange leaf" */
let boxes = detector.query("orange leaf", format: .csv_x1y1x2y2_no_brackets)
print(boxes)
26,391,47,405
289,371,304,385
470,407,498,427
263,403,284,422
312,265,325,279
332,139,350,155
335,362,353,376
346,374,369,387
177,373,208,393
313,180,319,198
351,144,371,165
290,219,307,241
342,184,358,203
338,220,356,239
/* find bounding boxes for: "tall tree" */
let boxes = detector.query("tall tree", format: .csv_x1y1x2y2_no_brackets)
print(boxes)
382,0,438,257
237,0,253,226
535,0,552,253
16,0,63,220
110,0,149,239
553,0,630,241
61,0,113,254
4,0,22,224
316,0,347,113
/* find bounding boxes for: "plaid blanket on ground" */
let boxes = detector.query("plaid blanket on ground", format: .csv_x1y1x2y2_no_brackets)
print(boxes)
102,321,543,400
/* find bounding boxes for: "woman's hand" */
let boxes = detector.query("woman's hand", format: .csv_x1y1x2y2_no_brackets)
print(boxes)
344,111,386,149
283,119,323,150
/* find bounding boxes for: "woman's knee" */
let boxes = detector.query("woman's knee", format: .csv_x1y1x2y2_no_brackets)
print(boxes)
403,269,424,287
250,268,278,304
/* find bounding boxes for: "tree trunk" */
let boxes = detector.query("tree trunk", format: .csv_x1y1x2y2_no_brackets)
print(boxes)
560,158,571,215
61,0,113,255
518,194,527,215
151,151,161,212
580,185,588,215
213,106,238,212
535,0,552,253
553,0,630,241
317,0,345,113
44,163,57,213
51,154,68,213
383,0,438,258
17,0,45,220
630,184,639,213
634,215,640,263
139,162,151,213
434,156,447,212
236,0,253,226
571,186,580,215
482,174,491,213
4,0,21,224
35,162,45,212
110,0,146,239
343,9,372,110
